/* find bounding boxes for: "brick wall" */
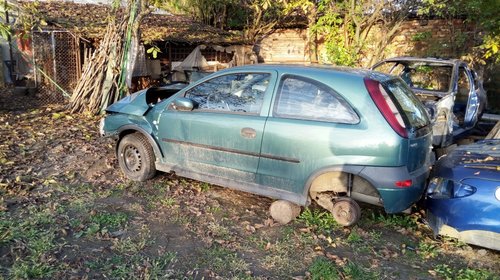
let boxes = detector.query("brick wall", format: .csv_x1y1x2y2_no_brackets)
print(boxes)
255,19,479,66
253,29,308,63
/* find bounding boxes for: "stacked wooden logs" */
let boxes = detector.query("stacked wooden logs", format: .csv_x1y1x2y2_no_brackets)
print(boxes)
69,15,129,114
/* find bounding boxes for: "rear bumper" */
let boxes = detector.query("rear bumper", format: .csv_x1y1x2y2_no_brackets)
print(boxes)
360,165,430,213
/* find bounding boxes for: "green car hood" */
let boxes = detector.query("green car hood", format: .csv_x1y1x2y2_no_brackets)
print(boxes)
106,89,150,116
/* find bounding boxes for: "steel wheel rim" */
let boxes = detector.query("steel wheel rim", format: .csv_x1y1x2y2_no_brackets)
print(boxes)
123,145,142,172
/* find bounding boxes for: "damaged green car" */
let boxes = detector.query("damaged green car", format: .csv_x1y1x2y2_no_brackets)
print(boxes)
100,65,433,226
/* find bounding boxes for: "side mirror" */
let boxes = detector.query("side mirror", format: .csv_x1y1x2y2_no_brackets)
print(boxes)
170,97,194,111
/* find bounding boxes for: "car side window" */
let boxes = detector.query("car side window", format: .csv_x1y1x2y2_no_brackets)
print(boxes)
274,76,359,124
184,73,270,114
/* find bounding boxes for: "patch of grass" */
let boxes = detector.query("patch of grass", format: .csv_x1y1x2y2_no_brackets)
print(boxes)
298,208,339,233
169,209,193,226
0,212,15,244
67,198,91,213
307,258,378,280
298,232,316,247
113,230,151,254
346,230,363,244
0,207,60,279
440,236,469,249
10,261,58,279
200,245,249,278
86,253,177,279
77,211,128,237
207,222,230,239
147,252,178,279
206,205,222,214
160,197,176,207
246,235,270,250
87,255,135,278
369,212,417,229
343,262,378,280
369,230,382,242
200,182,211,192
308,257,339,280
261,226,309,276
434,264,497,280
417,240,439,259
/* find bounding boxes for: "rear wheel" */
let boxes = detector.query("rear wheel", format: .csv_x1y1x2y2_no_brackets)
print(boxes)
330,197,361,227
117,133,156,181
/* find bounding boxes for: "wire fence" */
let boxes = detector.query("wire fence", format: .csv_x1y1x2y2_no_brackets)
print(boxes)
29,30,82,104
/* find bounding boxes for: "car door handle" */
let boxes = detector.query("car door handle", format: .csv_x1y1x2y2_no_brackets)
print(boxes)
241,127,256,139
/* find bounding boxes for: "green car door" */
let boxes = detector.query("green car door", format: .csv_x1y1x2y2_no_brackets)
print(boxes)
157,71,277,182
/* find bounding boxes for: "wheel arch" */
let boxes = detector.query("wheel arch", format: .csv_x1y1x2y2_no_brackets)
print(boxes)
303,165,383,206
116,125,163,160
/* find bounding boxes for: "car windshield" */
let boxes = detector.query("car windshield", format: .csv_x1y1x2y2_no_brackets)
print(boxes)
383,79,430,130
375,62,453,92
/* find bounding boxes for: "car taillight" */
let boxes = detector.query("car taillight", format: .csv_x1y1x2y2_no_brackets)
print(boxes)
395,180,412,188
364,78,408,138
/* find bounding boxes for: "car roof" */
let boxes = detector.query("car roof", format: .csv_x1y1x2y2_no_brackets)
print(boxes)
434,140,500,181
224,63,394,82
374,56,464,67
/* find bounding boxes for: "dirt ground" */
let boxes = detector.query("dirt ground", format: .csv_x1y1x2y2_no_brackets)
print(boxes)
1,89,499,279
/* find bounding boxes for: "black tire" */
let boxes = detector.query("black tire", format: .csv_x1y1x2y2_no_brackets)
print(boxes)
117,133,156,181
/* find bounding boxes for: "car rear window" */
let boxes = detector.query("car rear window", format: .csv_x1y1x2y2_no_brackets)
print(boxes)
382,79,430,130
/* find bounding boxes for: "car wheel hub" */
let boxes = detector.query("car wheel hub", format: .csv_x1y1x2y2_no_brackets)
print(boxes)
331,198,361,227
124,145,142,172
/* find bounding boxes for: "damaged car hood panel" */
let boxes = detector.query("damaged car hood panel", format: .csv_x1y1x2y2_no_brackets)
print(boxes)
433,139,500,180
106,90,149,116
106,86,184,116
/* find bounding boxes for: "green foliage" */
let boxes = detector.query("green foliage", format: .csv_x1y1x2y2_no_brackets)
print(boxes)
418,0,500,61
16,0,48,32
482,34,500,62
86,253,177,279
308,257,340,280
242,0,288,42
434,264,497,280
298,208,339,233
0,23,10,40
311,0,416,66
0,0,11,39
370,212,418,230
77,211,128,237
311,0,359,66
412,31,432,42
307,258,378,280
200,245,250,277
200,182,211,192
346,230,363,244
146,45,162,59
417,240,439,259
0,207,59,278
156,0,240,29
343,262,378,280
